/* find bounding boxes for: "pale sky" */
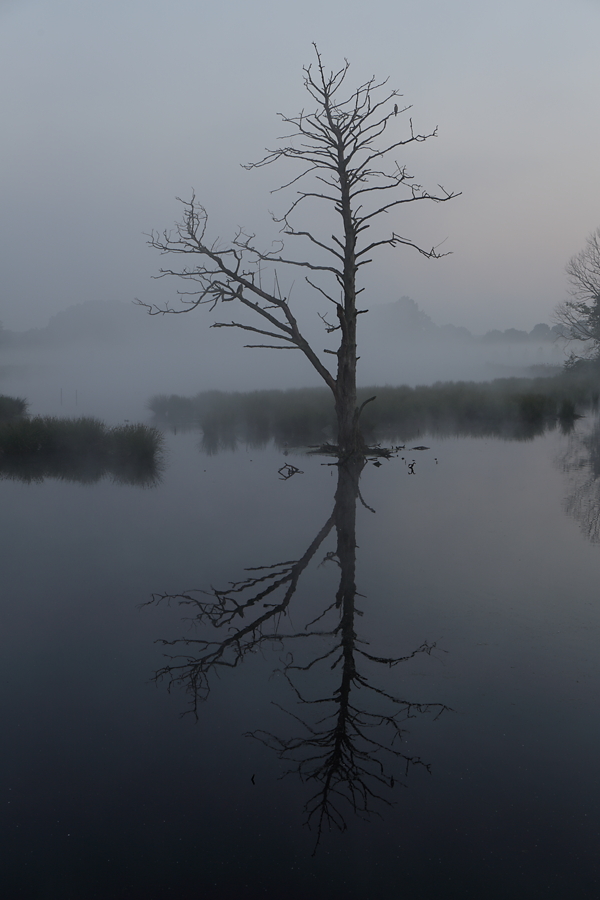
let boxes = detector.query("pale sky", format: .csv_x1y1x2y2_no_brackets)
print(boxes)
1,0,599,333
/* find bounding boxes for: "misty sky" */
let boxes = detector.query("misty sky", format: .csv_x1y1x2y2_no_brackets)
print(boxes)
1,0,599,334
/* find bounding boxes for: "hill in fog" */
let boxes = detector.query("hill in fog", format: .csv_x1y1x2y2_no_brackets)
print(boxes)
1,299,153,348
1,295,563,351
359,297,566,383
366,296,561,346
0,297,568,422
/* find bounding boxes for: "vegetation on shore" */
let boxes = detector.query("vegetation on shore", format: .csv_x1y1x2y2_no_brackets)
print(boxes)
0,411,164,485
0,394,28,422
149,367,600,452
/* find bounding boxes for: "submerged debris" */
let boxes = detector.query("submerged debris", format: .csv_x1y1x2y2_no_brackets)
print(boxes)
278,463,304,480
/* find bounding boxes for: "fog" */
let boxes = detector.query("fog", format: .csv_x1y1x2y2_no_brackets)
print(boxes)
0,298,567,423
1,0,600,345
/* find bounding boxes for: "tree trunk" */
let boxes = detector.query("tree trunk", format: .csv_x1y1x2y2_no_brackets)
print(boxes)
334,123,363,459
334,320,362,458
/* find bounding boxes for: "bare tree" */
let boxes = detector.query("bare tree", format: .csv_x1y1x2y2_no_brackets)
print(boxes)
555,227,600,363
139,46,458,459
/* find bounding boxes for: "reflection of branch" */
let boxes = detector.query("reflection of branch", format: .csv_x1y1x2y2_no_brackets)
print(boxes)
146,510,336,716
565,478,600,542
559,417,600,542
250,641,450,851
147,458,450,848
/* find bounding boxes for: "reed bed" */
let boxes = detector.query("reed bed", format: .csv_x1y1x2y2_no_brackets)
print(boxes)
149,368,600,451
149,388,333,451
0,416,164,485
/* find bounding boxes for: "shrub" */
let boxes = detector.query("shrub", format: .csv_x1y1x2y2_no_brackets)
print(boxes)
0,395,28,422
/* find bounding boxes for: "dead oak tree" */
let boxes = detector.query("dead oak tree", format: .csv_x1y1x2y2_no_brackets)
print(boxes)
140,46,458,459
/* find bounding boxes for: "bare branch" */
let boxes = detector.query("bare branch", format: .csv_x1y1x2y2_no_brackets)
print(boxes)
211,321,296,343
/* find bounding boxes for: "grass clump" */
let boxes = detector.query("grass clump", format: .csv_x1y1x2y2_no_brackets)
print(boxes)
0,395,28,422
0,416,164,485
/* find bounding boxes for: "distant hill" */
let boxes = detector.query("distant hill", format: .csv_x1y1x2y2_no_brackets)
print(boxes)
367,296,437,337
1,300,147,348
365,296,561,344
0,296,568,396
0,296,562,352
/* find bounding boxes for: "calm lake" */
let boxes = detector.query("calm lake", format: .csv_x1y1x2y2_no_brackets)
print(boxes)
2,418,600,898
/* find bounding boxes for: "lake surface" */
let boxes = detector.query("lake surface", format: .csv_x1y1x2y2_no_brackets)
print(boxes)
2,420,600,898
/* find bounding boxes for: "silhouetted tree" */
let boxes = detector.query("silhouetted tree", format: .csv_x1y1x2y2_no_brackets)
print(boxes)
556,228,600,364
140,46,458,459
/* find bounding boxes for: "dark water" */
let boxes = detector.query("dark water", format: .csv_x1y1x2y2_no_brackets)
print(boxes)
2,423,600,898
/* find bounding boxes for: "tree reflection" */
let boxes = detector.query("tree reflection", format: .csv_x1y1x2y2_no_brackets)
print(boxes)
148,458,450,847
560,415,600,542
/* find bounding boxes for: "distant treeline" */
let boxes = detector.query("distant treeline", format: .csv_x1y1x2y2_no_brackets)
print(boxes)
148,367,600,452
0,399,163,485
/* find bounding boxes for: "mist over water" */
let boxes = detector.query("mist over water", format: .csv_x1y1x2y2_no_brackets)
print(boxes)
0,298,567,424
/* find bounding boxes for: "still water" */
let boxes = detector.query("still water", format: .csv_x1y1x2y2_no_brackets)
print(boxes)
2,422,600,898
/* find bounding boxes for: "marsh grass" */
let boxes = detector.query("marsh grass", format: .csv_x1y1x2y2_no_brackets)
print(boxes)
0,395,28,422
0,416,164,485
149,369,600,451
